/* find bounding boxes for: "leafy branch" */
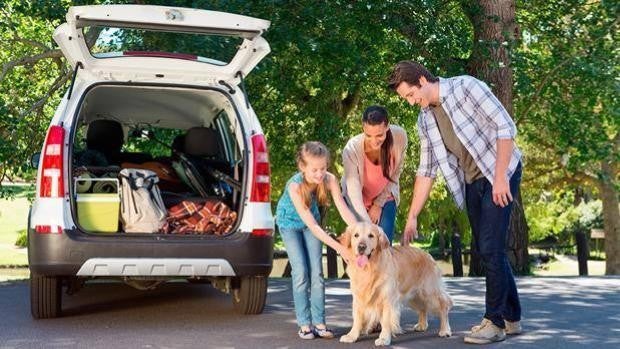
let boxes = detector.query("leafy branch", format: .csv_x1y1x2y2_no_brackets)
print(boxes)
0,49,63,83
18,69,70,120
517,16,618,126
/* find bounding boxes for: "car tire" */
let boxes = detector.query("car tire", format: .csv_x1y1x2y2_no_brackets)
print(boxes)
30,273,62,319
232,276,267,315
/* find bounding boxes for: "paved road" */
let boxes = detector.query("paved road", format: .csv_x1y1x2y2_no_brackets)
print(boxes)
1,277,619,348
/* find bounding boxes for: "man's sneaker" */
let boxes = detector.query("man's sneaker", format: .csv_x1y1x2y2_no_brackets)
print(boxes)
464,319,506,344
471,318,522,335
298,328,315,340
505,320,522,335
470,318,491,333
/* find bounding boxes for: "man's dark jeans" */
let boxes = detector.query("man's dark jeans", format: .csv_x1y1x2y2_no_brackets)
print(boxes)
465,163,522,329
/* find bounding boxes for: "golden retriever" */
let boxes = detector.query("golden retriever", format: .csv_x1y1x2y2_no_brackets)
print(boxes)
339,222,452,346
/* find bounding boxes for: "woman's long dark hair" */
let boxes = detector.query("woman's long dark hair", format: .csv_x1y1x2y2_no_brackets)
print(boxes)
362,105,394,183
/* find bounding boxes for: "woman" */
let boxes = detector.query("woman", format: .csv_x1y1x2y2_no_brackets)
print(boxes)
342,105,407,243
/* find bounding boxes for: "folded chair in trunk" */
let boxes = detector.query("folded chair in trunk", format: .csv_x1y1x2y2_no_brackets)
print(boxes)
173,127,241,199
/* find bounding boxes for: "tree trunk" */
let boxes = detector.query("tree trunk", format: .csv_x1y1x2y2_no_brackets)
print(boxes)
598,161,620,274
462,0,518,113
462,0,529,275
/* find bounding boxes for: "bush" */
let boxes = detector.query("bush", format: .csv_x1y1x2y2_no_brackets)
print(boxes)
525,188,603,244
526,191,580,242
15,229,28,248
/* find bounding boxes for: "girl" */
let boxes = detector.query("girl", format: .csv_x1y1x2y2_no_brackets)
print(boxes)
276,141,357,340
342,105,408,244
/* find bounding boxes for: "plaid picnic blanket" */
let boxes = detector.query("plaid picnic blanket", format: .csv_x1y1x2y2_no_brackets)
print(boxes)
161,199,237,235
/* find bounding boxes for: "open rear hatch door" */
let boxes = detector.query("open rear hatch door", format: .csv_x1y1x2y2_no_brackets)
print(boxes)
53,5,270,83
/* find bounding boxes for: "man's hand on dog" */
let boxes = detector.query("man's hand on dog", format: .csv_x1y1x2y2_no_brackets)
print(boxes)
401,216,419,246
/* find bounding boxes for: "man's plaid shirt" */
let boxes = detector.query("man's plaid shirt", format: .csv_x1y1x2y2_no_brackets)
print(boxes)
416,75,522,209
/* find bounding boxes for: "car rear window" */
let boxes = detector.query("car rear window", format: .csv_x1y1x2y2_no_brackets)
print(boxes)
84,26,244,65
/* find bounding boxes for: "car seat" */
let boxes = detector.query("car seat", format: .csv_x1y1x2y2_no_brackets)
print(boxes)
183,127,224,162
85,119,124,165
173,127,234,199
85,119,152,165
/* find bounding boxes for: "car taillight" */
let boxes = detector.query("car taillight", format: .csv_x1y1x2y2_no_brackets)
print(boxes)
34,225,62,234
250,134,271,202
39,125,65,198
251,229,273,237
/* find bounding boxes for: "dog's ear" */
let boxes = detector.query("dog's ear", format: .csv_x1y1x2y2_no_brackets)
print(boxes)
338,226,352,249
375,225,390,251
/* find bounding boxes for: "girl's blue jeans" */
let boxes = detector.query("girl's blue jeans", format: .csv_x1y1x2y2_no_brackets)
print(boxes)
279,226,325,327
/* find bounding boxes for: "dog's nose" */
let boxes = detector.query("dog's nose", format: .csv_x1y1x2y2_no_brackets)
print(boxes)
357,242,367,254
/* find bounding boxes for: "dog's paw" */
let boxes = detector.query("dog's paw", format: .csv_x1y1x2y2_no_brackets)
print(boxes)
438,328,452,337
393,327,405,335
340,334,358,343
374,336,392,346
413,322,428,332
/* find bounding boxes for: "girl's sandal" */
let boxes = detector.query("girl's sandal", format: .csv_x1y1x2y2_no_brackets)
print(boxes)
313,327,335,339
298,328,315,340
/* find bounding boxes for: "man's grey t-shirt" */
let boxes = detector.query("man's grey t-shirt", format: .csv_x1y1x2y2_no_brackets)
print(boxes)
432,104,484,184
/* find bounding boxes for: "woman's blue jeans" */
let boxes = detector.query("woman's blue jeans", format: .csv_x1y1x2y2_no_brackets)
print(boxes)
279,226,325,327
465,163,522,329
378,200,397,244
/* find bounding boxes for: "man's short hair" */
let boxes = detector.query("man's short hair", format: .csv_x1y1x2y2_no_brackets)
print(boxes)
387,61,439,90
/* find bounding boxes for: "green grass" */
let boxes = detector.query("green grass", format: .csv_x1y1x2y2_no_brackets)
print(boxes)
0,184,33,266
0,183,35,200
0,250,28,266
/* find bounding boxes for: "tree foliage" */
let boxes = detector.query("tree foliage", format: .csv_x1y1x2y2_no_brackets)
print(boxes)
1,0,617,271
515,0,618,187
514,0,619,273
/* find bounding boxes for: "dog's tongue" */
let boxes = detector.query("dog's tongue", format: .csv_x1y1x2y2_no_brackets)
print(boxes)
356,254,369,268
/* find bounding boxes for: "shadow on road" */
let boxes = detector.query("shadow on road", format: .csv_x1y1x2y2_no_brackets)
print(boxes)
0,277,619,348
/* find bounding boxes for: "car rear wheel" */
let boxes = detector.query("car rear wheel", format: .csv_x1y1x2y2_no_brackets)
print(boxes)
30,274,62,319
232,276,267,315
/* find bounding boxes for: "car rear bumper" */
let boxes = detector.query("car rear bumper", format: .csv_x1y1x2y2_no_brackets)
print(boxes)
75,258,236,276
28,229,273,277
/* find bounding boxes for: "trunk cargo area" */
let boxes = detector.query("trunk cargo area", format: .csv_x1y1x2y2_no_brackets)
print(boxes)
69,84,245,236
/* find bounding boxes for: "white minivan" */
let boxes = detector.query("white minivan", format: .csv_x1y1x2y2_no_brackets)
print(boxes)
28,5,274,318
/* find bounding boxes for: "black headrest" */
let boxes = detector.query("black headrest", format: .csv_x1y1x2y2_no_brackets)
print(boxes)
86,119,124,155
171,134,185,155
184,127,221,158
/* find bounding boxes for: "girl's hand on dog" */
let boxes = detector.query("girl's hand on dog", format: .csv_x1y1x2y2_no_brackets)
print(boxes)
339,246,356,265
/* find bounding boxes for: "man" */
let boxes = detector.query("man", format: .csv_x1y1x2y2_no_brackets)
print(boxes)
387,61,523,344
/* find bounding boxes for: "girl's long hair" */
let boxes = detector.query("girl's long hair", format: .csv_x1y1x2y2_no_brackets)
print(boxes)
362,105,394,183
296,141,330,208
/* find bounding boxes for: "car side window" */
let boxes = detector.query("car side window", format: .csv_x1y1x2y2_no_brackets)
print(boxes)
215,112,240,166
